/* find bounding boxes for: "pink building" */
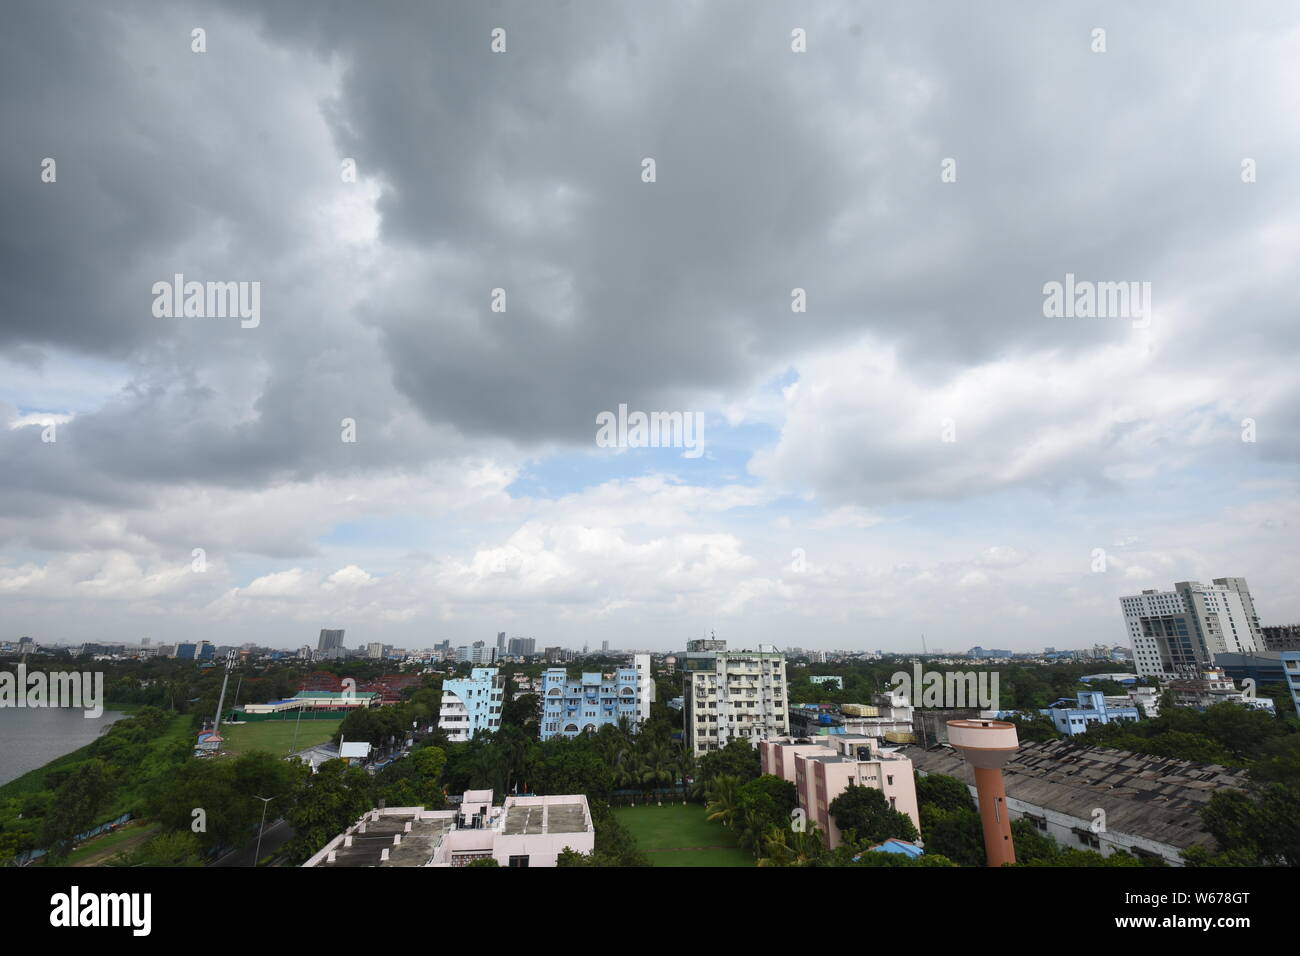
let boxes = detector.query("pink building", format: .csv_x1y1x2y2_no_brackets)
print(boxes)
760,735,921,849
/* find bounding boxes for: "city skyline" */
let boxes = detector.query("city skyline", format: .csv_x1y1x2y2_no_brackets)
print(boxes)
4,3,1300,652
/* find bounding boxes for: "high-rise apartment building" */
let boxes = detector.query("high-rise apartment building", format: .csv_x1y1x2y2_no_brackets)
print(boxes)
1212,577,1264,646
507,637,536,657
456,641,497,665
539,654,652,740
318,628,346,651
439,667,504,742
682,642,788,755
1121,578,1264,679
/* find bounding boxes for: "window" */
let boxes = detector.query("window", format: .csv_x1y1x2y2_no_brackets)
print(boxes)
508,855,530,868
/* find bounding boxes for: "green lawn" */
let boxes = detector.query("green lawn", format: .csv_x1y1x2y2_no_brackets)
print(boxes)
60,822,160,867
220,718,342,756
614,803,753,867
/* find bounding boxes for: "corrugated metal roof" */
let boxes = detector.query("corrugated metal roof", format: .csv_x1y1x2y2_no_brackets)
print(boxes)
900,740,1250,851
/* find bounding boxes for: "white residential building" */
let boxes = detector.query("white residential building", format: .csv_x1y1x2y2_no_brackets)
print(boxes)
1120,578,1263,680
632,652,653,723
455,642,497,666
302,790,594,868
439,668,504,742
683,642,788,755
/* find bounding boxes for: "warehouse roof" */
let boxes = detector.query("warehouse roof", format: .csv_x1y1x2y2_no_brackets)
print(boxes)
900,739,1251,851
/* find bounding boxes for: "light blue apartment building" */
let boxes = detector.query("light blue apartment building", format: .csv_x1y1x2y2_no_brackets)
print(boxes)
540,667,643,739
1045,690,1140,736
438,667,504,742
1282,652,1300,720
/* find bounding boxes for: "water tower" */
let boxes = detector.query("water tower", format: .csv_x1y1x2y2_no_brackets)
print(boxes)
946,719,1020,866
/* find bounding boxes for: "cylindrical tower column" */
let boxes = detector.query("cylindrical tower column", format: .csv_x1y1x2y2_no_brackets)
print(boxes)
946,719,1020,867
972,765,1015,867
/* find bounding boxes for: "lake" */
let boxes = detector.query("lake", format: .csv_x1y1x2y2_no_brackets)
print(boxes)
0,706,128,787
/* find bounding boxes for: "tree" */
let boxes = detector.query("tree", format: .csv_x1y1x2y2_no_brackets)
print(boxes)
640,741,677,805
732,774,798,856
1010,712,1061,743
110,831,204,867
1196,783,1300,866
758,822,828,867
39,760,117,861
828,785,918,846
704,775,742,829
283,759,374,864
528,746,613,801
501,693,539,735
147,752,303,854
918,806,985,867
696,739,760,795
1250,735,1300,790
915,772,974,813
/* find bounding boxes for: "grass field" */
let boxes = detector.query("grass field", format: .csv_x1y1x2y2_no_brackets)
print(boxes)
59,822,161,867
614,803,753,867
220,718,342,756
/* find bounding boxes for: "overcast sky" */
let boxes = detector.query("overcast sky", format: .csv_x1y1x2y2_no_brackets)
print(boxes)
3,1,1299,653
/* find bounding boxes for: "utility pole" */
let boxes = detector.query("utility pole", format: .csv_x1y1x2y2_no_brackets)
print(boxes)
212,650,237,737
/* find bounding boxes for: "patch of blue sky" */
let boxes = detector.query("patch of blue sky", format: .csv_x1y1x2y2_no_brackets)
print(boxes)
507,417,780,499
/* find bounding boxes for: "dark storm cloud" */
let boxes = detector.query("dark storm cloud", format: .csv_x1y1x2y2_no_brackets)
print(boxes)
217,0,1300,451
2,0,1298,518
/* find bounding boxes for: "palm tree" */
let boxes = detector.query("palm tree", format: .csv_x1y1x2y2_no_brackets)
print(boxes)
641,741,675,806
674,746,697,804
704,774,741,829
613,746,641,804
497,726,530,794
736,806,769,857
757,823,827,867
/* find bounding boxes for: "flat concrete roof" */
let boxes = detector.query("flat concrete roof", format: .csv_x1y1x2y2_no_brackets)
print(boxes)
546,803,588,834
504,805,545,835
313,816,453,868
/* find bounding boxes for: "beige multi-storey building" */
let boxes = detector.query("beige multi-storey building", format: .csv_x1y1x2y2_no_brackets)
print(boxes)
760,735,921,849
682,642,788,755
1120,578,1264,679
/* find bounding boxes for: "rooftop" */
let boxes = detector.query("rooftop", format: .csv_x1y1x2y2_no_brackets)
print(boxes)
502,801,587,835
901,740,1251,851
312,815,454,868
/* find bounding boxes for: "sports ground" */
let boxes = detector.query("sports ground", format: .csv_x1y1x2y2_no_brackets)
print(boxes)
613,803,752,867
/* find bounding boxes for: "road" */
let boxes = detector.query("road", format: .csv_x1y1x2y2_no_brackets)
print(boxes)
211,818,294,867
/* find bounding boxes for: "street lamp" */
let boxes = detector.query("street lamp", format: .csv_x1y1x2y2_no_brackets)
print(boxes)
253,795,276,867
